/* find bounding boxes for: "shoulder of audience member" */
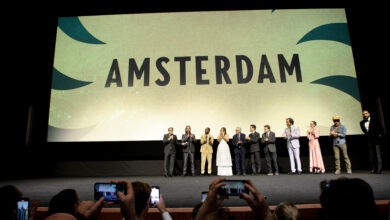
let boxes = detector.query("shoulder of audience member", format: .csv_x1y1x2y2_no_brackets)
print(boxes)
45,213,77,220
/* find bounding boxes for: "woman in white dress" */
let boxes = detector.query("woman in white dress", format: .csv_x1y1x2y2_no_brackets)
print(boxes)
216,127,233,176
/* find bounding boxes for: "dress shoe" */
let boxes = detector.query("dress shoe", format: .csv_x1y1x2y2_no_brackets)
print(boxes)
288,172,296,175
297,171,302,175
164,174,168,177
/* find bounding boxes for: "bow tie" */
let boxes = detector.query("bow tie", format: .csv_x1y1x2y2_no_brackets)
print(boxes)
363,119,369,122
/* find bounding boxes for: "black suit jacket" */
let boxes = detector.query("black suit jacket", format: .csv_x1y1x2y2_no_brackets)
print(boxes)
163,134,177,154
232,133,247,148
182,134,196,153
360,116,383,143
248,132,260,153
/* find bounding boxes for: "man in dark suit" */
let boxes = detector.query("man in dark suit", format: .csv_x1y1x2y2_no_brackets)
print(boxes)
232,127,247,175
261,125,279,175
163,127,177,177
181,125,196,176
245,124,261,175
360,110,383,174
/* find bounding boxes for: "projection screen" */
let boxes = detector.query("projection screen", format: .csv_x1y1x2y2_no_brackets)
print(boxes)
48,8,363,142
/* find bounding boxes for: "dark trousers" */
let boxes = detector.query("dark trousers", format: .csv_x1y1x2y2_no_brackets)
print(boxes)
264,147,278,173
250,151,261,174
183,152,195,174
368,140,383,172
234,147,246,174
164,151,176,175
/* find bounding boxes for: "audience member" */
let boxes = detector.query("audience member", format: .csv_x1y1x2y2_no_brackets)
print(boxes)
195,177,273,220
317,177,377,220
45,188,104,220
274,201,299,220
0,185,39,220
132,181,172,220
192,202,203,220
0,185,23,220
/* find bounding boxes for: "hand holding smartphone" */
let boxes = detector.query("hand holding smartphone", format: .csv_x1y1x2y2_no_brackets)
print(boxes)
217,180,249,196
94,183,126,202
149,186,160,207
17,198,29,220
201,191,208,202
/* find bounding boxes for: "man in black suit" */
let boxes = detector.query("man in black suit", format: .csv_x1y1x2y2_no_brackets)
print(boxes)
181,125,196,176
232,127,247,175
261,125,279,175
245,124,261,175
163,127,177,177
360,110,383,174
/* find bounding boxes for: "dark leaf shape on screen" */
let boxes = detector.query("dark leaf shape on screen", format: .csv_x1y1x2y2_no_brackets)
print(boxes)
52,68,92,90
58,17,106,44
297,23,350,46
310,75,360,102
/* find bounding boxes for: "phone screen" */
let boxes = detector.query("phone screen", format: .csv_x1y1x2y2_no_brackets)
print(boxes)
150,186,160,207
17,199,29,220
218,180,248,196
201,191,208,202
94,183,126,202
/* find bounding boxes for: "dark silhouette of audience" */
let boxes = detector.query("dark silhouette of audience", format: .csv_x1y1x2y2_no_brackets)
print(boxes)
0,185,23,220
274,201,299,220
2,176,383,220
317,177,377,220
0,185,39,220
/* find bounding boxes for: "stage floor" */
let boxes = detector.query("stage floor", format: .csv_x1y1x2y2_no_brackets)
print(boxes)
1,171,389,208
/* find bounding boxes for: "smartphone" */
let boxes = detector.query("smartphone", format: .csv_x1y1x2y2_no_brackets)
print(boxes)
201,191,208,202
94,183,126,202
217,180,249,196
149,186,160,207
17,198,29,220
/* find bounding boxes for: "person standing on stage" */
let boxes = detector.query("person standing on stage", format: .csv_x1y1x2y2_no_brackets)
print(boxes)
261,125,279,175
330,115,352,174
200,127,214,176
307,121,325,174
360,110,383,174
162,127,177,177
232,127,247,175
181,125,196,176
246,124,261,175
284,118,302,175
216,127,233,176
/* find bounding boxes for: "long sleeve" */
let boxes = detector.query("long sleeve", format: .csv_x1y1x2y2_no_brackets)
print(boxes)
161,211,172,220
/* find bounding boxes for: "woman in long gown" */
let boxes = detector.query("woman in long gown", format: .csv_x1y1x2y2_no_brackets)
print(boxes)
307,121,325,174
216,127,233,176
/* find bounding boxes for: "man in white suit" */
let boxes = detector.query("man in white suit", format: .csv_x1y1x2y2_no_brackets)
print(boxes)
284,118,302,174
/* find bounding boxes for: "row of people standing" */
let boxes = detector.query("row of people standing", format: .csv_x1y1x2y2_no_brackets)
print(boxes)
163,124,285,176
162,116,359,177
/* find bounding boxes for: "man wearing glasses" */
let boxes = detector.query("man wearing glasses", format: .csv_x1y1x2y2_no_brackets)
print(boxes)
330,116,352,174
